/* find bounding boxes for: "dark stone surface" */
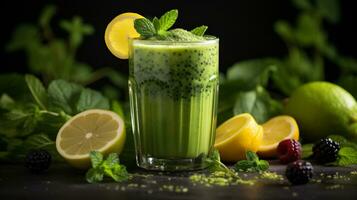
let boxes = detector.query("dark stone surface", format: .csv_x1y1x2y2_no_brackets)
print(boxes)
0,163,356,200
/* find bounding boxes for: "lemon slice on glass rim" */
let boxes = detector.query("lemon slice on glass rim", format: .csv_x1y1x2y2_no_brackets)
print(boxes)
104,12,143,59
56,109,126,169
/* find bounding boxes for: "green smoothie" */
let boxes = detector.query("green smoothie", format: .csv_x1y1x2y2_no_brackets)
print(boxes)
129,29,219,170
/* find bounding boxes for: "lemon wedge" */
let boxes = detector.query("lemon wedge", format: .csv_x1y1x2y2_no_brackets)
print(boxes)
257,115,299,158
214,113,263,162
104,12,143,59
56,109,126,169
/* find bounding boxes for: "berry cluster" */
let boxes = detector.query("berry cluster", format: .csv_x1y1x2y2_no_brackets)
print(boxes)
280,137,341,185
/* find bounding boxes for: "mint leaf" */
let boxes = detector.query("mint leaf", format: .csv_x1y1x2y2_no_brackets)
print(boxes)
103,153,119,168
89,151,103,168
86,168,104,183
152,17,160,31
227,59,277,90
211,149,221,163
110,165,129,182
0,74,30,102
302,143,313,159
205,149,239,178
111,100,124,119
191,25,208,36
47,80,82,115
1,105,42,137
86,152,129,183
257,160,269,171
60,16,94,50
25,134,54,150
134,18,156,38
158,9,178,32
25,74,48,110
39,5,56,28
76,89,109,113
233,86,282,123
336,147,357,166
0,94,15,110
234,151,269,172
235,160,254,171
246,151,259,162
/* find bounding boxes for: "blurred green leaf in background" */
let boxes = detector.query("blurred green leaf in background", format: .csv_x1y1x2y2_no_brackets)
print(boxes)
219,0,357,123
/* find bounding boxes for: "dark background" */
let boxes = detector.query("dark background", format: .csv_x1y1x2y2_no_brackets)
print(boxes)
0,0,356,74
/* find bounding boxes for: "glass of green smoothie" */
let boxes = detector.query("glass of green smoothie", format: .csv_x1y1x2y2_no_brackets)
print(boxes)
128,11,219,171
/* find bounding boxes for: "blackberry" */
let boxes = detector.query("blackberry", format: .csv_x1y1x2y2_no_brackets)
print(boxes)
312,138,340,164
277,139,301,164
25,149,52,173
285,160,313,185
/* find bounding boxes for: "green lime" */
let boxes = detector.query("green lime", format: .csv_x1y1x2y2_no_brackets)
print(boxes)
284,82,357,142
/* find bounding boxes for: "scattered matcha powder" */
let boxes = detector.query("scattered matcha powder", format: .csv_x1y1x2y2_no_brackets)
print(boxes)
292,192,298,197
160,185,188,193
259,171,284,181
189,171,255,187
326,184,344,190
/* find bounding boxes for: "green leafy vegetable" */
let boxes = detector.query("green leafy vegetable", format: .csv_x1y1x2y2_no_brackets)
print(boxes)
0,74,112,162
86,151,129,183
76,89,109,113
7,5,127,100
302,143,313,158
234,151,269,172
334,147,357,166
25,74,48,110
134,18,157,38
47,79,82,115
60,16,94,50
89,151,103,168
134,9,179,38
134,9,208,40
190,25,208,36
205,149,239,178
233,86,282,123
157,9,178,33
226,59,277,90
86,168,104,183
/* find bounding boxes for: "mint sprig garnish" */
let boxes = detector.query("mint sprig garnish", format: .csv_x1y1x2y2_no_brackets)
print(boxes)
191,25,208,36
134,9,208,39
156,9,178,33
86,151,129,183
134,18,157,38
234,151,269,172
205,149,240,178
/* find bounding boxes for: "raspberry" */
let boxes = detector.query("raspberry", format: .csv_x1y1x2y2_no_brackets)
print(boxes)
312,138,340,164
25,149,52,173
285,160,313,185
277,139,301,164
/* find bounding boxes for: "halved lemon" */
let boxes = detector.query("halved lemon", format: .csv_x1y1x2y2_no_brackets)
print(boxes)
257,115,299,158
104,12,144,59
214,113,263,162
56,109,126,169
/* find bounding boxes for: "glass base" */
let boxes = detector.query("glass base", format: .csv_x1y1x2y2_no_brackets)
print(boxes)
136,155,208,171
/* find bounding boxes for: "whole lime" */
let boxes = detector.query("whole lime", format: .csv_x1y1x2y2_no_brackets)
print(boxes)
284,82,357,142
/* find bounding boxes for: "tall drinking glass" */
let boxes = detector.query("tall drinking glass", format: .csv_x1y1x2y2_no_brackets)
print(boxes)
128,37,219,171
